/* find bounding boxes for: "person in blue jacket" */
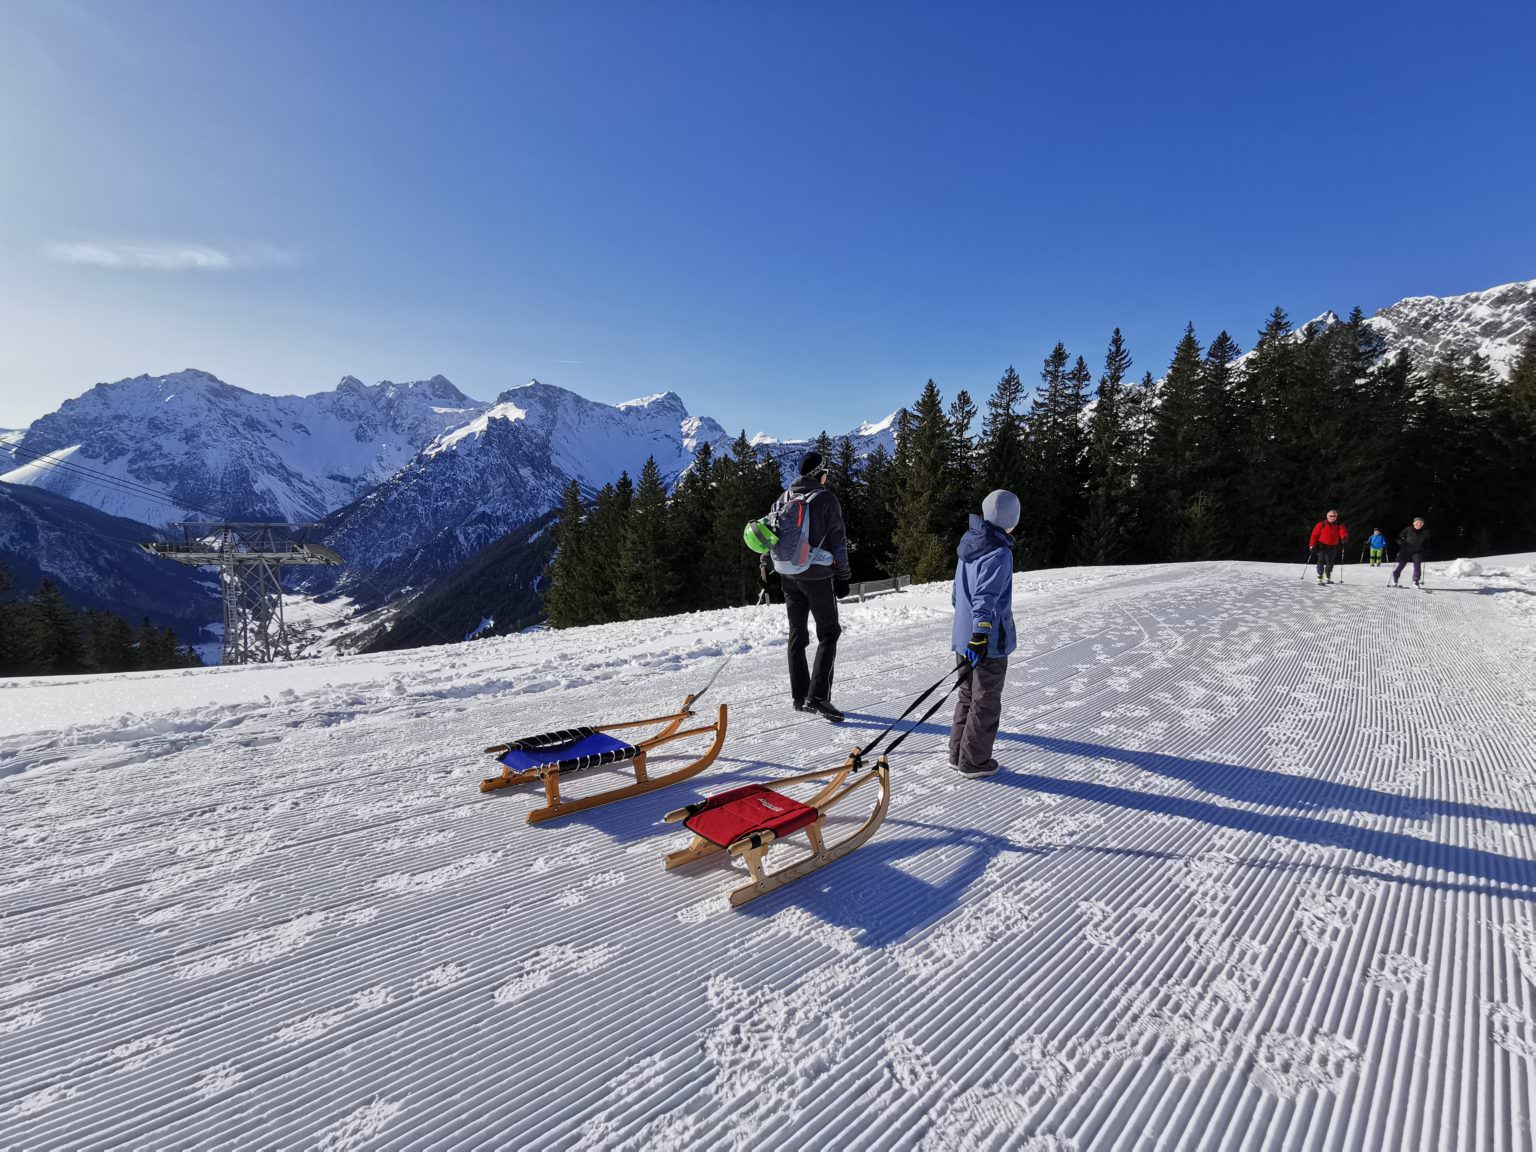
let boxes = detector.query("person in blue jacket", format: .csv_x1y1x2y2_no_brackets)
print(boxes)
1368,529,1387,567
948,489,1019,778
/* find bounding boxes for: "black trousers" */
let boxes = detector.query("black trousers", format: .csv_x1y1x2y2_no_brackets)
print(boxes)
1315,544,1341,577
784,576,841,703
1393,553,1423,583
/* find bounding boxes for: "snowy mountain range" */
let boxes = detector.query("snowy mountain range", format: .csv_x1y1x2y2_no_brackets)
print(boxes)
1367,278,1535,377
0,370,488,525
1283,278,1536,379
302,382,734,601
0,275,1530,643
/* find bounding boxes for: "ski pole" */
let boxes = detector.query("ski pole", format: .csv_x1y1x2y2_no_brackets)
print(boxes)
1301,549,1315,580
1339,540,1346,584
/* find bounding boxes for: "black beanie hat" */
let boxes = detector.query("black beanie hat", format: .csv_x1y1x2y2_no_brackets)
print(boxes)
798,450,824,477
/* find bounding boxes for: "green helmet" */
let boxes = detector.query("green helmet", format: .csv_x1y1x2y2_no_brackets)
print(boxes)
742,517,778,554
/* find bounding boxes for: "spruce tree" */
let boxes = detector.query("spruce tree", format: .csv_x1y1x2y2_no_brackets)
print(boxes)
947,389,979,517
979,366,1028,500
892,382,957,581
667,442,718,612
617,457,674,619
1022,344,1088,567
859,443,898,578
544,480,592,628
1083,329,1133,564
34,580,86,674
586,475,633,622
831,435,869,580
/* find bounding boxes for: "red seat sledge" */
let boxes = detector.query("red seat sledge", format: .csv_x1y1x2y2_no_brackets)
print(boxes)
683,784,818,847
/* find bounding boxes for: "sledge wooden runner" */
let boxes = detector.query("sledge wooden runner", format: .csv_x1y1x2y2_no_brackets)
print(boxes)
481,694,728,824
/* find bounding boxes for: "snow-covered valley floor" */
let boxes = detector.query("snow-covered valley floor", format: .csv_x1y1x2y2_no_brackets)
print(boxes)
4,559,1536,1151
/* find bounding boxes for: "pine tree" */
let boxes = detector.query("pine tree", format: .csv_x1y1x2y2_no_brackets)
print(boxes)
34,580,87,674
617,457,674,619
831,435,869,579
708,433,778,607
1022,344,1089,567
892,382,957,581
979,366,1028,499
947,389,979,517
586,474,633,622
544,480,592,627
859,443,898,578
86,609,137,673
667,442,718,611
1083,329,1133,564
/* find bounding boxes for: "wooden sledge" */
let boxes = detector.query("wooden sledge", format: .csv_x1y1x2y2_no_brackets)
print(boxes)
661,747,890,906
481,695,728,824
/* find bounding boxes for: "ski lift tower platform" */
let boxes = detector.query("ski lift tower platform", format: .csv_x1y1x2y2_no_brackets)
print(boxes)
141,523,344,665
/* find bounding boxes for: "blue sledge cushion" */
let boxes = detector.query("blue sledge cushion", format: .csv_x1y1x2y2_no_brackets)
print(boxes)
498,731,637,775
684,784,818,847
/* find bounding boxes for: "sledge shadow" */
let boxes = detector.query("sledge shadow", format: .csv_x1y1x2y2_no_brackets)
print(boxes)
728,820,1054,948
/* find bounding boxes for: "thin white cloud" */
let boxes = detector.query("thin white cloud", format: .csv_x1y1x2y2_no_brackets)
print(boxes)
45,240,301,271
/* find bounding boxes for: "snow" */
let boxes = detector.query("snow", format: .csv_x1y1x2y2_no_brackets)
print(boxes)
1445,557,1485,579
4,557,1536,1149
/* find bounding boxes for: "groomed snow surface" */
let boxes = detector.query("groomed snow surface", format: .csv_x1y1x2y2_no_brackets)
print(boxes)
4,558,1536,1151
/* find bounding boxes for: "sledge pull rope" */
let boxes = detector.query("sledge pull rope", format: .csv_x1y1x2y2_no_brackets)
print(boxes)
685,587,773,710
856,662,972,766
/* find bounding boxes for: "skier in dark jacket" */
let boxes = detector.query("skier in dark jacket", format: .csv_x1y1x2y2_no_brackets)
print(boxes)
1392,517,1430,587
778,451,852,722
1309,509,1349,584
947,490,1019,778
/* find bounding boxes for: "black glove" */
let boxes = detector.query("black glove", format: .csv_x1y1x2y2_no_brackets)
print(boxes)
964,631,989,667
834,577,850,598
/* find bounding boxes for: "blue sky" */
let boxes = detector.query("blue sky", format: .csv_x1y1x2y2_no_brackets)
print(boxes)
2,0,1532,435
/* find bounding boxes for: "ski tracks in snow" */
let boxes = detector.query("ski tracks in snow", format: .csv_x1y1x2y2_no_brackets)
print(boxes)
3,560,1536,1150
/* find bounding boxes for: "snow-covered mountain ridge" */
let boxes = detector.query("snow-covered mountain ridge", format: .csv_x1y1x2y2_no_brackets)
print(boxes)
1368,277,1535,377
1285,277,1534,378
0,370,489,526
302,381,736,602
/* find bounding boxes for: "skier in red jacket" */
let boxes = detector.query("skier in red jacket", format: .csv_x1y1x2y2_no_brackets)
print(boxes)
1308,509,1349,584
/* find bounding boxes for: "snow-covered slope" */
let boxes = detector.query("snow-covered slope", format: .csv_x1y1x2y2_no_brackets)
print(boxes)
303,381,733,601
1,371,488,525
4,558,1536,1149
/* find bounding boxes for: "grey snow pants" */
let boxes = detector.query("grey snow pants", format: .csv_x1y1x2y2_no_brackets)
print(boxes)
948,655,1008,769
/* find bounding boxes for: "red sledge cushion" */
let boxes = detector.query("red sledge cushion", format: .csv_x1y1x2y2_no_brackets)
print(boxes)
684,784,818,847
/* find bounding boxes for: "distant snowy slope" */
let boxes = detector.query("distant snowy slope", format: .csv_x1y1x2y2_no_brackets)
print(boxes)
0,480,216,641
1,370,488,525
4,558,1535,1149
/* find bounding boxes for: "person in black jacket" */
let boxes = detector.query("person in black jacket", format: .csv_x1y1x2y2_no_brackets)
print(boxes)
1392,517,1431,586
778,451,853,722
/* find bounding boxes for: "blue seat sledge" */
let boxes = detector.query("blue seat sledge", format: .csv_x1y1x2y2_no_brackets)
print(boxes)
497,731,638,776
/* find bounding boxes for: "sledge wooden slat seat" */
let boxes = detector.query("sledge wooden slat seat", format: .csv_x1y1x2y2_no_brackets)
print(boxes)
480,695,728,824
